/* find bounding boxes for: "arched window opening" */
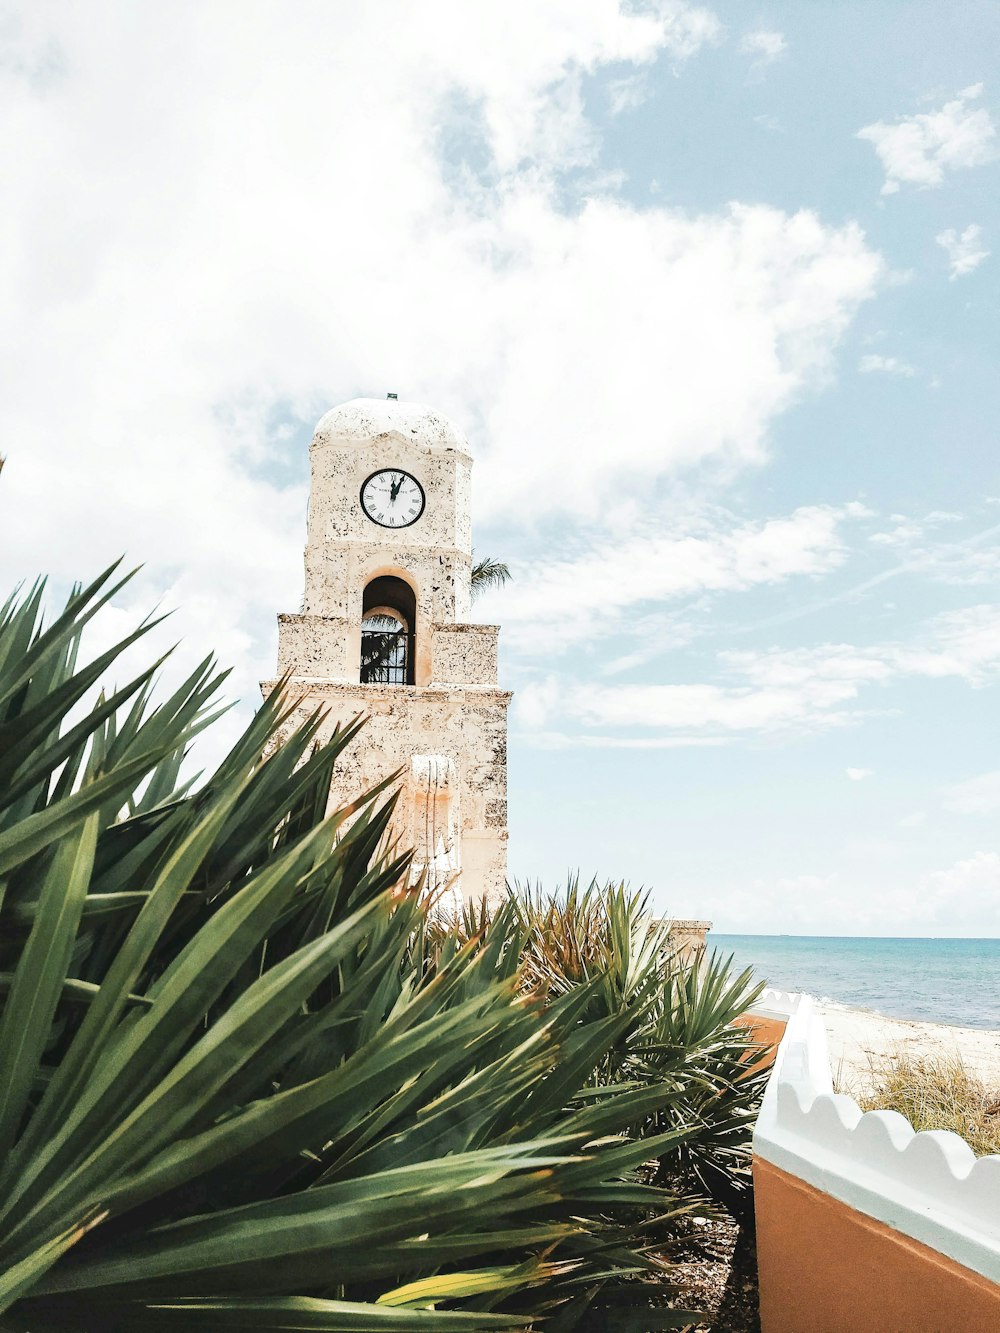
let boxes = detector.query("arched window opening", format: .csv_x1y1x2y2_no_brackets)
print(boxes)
360,610,409,684
361,575,415,685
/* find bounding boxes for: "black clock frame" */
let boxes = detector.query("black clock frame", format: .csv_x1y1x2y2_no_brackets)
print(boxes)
359,468,426,529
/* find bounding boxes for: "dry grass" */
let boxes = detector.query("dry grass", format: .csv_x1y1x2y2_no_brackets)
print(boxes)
857,1053,1000,1157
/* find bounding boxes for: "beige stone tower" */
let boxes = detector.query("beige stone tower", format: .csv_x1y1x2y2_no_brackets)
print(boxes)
264,396,511,903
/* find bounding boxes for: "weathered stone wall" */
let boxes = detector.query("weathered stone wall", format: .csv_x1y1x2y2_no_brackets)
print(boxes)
275,613,350,680
305,433,473,624
265,397,510,905
429,624,499,687
262,677,511,903
275,617,500,689
666,919,713,965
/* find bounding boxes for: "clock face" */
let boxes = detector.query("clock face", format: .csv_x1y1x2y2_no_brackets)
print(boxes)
359,469,426,529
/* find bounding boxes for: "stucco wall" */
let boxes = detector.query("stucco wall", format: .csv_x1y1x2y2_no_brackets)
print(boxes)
734,1014,786,1076
735,988,801,1075
753,993,1000,1332
303,541,472,633
756,1159,1000,1333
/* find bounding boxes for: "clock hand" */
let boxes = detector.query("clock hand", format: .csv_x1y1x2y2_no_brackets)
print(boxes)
390,474,402,502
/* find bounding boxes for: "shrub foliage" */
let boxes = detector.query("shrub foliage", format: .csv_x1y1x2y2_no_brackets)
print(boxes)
432,882,766,1217
858,1054,1000,1158
0,566,765,1330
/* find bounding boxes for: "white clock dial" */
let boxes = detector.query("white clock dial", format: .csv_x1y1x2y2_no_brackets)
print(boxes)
359,469,426,529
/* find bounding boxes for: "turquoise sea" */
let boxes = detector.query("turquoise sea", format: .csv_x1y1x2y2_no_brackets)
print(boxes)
711,935,1000,1030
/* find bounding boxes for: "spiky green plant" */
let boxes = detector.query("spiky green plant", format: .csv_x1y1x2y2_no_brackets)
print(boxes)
0,567,723,1330
436,880,768,1219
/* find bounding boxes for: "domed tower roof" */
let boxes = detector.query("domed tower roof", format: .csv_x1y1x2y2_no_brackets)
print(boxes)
311,396,471,456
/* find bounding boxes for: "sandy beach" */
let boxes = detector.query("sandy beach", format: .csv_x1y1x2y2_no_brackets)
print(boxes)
819,1001,1000,1097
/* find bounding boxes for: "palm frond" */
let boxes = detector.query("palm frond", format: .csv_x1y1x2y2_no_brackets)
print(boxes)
470,557,511,599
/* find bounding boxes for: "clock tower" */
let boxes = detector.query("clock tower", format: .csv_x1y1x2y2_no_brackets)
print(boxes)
263,395,511,903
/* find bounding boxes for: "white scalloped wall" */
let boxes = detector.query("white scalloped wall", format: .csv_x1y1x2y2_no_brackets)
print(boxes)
753,994,1000,1284
747,987,806,1022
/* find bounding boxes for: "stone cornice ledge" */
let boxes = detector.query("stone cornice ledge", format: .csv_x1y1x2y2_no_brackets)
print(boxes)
753,994,1000,1283
262,678,513,701
433,623,500,634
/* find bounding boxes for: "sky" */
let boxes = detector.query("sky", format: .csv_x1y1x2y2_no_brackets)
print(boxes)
1,1,998,936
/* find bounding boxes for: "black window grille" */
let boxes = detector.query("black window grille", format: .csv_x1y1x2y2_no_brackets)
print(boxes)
360,617,412,685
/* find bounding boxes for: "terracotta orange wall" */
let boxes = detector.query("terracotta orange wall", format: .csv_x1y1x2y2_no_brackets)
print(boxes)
754,1157,1000,1333
734,1012,786,1075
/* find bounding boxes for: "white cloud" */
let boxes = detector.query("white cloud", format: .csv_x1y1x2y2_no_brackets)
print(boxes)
568,676,866,732
858,84,997,195
524,602,1000,740
740,30,787,65
710,853,1000,934
858,353,916,377
706,873,841,935
724,642,894,692
667,5,725,61
599,610,703,675
846,767,873,781
919,851,1000,927
518,656,875,740
870,518,924,546
734,604,1000,692
515,676,564,732
866,512,1000,585
516,728,725,750
0,1,883,747
606,74,649,115
936,224,990,278
942,770,1000,815
897,604,1000,685
898,811,926,828
472,201,879,517
479,502,862,652
913,546,1000,586
870,509,962,547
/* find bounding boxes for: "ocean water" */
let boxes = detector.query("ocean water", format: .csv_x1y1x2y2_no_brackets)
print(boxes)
711,934,1000,1030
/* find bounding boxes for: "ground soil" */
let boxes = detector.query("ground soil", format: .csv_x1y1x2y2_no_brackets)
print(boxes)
668,1216,761,1332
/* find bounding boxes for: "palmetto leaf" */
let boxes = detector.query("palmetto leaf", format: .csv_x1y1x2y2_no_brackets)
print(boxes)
135,1295,529,1329
0,562,138,715
0,753,171,879
376,1256,566,1307
0,567,763,1331
0,813,99,1157
0,1208,106,1312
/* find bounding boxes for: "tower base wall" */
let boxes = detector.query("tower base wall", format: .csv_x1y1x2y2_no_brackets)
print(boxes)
262,678,510,904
